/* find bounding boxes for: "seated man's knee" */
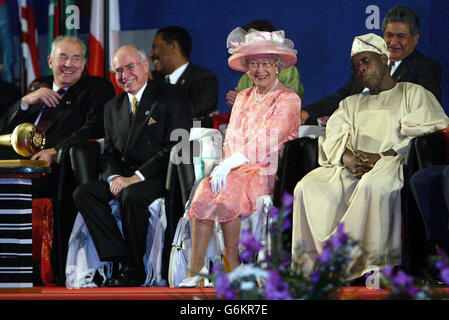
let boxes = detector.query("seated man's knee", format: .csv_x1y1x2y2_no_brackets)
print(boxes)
119,183,143,205
73,184,87,204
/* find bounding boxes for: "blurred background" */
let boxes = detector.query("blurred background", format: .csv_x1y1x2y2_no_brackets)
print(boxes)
1,0,447,114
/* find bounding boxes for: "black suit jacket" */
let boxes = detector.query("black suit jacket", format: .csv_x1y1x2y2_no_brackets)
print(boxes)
303,49,442,125
153,63,218,121
101,80,191,186
0,74,115,155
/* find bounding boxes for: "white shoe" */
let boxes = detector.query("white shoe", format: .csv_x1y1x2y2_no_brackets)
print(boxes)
178,266,209,288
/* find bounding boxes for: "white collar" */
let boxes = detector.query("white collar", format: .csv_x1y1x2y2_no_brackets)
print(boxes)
52,83,67,92
166,62,189,84
390,60,402,75
127,83,147,103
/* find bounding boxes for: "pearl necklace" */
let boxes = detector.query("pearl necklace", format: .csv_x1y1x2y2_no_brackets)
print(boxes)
253,79,278,104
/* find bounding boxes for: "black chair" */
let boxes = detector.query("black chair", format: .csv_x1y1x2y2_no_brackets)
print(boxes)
51,141,99,285
53,140,193,285
407,130,449,275
273,135,433,277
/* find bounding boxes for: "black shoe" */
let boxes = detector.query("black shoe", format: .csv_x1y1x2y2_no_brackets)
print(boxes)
104,265,146,287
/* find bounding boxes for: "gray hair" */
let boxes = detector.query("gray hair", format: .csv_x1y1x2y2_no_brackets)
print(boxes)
381,6,420,36
110,45,148,67
241,54,285,71
51,35,87,60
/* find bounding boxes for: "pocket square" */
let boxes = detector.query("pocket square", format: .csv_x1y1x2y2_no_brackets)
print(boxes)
148,117,157,126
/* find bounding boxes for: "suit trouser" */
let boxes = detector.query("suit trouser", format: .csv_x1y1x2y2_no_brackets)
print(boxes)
410,165,449,251
73,179,164,265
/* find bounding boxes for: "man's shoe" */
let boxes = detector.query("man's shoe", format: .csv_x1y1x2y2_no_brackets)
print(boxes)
104,265,146,287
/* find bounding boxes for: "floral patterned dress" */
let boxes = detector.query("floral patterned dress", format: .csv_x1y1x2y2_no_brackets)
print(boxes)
189,81,301,222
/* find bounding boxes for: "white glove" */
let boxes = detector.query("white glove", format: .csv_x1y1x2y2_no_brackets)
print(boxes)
210,152,249,193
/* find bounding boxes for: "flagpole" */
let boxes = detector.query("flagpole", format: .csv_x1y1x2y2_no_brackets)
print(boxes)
19,46,26,96
60,0,65,35
104,0,109,79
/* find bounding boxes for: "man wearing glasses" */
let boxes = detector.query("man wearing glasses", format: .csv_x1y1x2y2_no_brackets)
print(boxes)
300,6,442,126
73,45,191,287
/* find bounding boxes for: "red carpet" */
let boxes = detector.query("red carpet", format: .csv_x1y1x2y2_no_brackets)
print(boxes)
0,287,216,300
1,286,448,300
0,286,413,300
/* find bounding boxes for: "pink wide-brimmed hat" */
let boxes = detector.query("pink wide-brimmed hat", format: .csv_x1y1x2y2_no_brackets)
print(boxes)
227,27,298,72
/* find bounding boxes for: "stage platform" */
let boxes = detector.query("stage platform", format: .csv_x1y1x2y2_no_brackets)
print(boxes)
0,286,410,300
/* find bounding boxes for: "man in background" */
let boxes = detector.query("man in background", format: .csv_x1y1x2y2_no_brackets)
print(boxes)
150,25,218,128
301,6,442,125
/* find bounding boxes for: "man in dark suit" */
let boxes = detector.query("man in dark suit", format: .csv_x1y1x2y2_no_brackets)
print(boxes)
301,6,442,125
150,25,218,128
73,45,191,287
0,35,115,197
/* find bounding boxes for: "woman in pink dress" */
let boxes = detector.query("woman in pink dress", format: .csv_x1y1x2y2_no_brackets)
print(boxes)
179,27,302,287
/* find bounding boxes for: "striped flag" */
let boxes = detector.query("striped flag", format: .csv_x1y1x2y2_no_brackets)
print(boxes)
108,0,121,94
0,0,15,82
64,0,76,36
87,0,104,77
88,0,121,93
18,0,40,86
46,0,61,75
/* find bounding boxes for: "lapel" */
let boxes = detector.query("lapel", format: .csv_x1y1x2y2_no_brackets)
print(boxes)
124,82,158,155
175,63,192,86
45,76,87,131
392,50,416,82
118,94,132,148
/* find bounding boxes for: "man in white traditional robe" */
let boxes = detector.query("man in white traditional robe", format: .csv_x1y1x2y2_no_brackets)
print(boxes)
292,33,449,280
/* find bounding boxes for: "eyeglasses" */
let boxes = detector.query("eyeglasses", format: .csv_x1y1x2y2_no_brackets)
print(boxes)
350,56,370,73
114,62,141,75
248,60,275,69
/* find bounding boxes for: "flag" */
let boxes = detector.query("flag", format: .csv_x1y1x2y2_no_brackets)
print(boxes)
88,0,121,93
0,0,15,82
46,0,61,75
64,0,76,36
18,0,40,86
108,0,121,94
88,0,104,77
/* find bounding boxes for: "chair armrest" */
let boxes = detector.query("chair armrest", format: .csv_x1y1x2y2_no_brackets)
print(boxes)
414,130,447,169
69,140,102,185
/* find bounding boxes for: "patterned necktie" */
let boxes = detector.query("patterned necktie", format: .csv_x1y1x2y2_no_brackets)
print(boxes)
131,96,138,115
37,88,65,131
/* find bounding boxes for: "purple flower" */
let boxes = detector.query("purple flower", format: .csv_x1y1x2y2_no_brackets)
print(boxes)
264,271,292,300
435,249,449,285
215,273,236,300
310,269,321,284
381,265,394,278
391,270,416,297
281,217,292,231
268,206,280,220
239,229,263,263
323,223,349,252
382,267,417,297
317,248,332,264
440,268,449,285
281,192,294,213
336,223,348,245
